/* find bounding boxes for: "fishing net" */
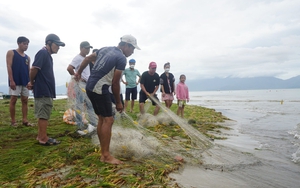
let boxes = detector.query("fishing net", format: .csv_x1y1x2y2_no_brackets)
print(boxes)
91,96,214,164
65,78,98,134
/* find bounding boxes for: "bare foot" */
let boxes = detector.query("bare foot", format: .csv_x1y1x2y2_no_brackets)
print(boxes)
100,155,123,165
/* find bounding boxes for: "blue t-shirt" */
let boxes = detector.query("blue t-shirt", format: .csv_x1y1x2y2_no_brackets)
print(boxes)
9,50,30,86
32,47,56,98
86,47,126,94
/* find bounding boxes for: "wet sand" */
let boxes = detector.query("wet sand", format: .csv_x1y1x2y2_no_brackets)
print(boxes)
170,121,300,188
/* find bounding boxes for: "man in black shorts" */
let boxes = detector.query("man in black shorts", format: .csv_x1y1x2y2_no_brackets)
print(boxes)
75,35,140,165
139,62,160,116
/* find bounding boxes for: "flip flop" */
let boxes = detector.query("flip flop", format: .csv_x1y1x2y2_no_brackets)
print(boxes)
39,138,61,146
11,122,18,127
23,122,34,127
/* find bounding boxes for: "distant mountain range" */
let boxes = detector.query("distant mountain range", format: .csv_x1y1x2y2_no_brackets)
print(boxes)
186,75,300,91
1,76,299,95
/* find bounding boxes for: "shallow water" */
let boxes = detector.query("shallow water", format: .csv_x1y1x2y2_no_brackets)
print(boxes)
171,89,300,188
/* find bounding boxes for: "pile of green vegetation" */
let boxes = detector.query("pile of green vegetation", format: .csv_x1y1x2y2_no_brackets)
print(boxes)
0,98,229,187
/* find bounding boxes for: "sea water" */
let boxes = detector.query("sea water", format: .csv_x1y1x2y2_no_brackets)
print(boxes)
172,88,300,187
188,89,300,164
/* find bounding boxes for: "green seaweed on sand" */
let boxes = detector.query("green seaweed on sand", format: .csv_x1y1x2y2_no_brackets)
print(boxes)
0,98,229,187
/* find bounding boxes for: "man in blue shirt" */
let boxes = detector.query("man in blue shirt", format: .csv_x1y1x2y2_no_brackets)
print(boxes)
75,34,140,164
27,34,65,146
6,36,32,127
122,59,141,113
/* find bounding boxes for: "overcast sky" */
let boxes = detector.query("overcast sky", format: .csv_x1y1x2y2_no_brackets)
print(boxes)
1,0,299,87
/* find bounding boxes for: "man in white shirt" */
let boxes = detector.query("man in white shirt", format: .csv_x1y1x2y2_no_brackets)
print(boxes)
67,41,97,132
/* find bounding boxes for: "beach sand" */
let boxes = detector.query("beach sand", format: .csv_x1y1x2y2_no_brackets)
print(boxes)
170,121,300,188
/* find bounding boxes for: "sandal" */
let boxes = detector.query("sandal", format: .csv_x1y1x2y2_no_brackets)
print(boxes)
22,122,34,127
11,122,18,127
39,138,61,146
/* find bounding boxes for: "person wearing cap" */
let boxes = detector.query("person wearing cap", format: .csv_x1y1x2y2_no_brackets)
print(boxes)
67,41,97,132
27,33,65,146
139,62,160,116
74,34,140,164
6,36,33,127
121,58,141,113
160,62,175,109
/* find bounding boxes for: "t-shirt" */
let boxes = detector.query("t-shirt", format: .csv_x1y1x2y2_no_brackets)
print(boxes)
10,50,30,86
123,68,140,88
32,47,56,98
160,72,175,94
70,54,90,81
86,46,126,94
140,71,160,93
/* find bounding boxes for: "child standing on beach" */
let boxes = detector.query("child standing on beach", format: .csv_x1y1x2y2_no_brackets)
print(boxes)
176,74,189,118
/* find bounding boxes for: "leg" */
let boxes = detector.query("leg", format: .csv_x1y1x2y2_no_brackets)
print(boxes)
9,96,18,124
177,107,179,116
130,100,135,112
131,87,137,113
165,100,171,108
21,96,29,123
37,118,49,143
181,105,185,118
169,100,173,108
153,105,160,116
139,103,145,114
124,100,129,112
98,115,123,164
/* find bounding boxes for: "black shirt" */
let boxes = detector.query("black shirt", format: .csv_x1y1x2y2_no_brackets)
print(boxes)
140,71,160,93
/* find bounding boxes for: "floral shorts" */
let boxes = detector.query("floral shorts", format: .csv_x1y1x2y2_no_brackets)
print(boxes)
161,93,174,101
177,100,186,107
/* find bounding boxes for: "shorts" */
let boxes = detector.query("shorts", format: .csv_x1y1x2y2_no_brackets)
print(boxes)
35,97,53,120
9,86,29,97
177,100,186,108
161,93,174,101
139,92,159,106
125,87,137,100
87,90,112,117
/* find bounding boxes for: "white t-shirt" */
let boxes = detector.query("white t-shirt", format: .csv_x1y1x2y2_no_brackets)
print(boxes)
70,54,90,81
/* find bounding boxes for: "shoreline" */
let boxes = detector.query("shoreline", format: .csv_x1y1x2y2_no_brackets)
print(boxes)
170,120,300,188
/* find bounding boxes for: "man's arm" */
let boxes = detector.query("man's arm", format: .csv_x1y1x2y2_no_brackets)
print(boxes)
136,74,141,85
140,84,149,96
27,67,39,90
67,64,75,76
74,53,96,81
6,50,15,90
152,85,159,95
112,69,123,112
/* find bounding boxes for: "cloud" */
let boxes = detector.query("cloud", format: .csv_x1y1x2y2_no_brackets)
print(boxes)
0,0,299,90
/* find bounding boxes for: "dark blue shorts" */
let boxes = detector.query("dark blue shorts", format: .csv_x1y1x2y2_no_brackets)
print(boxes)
139,92,159,106
87,90,112,117
125,87,137,100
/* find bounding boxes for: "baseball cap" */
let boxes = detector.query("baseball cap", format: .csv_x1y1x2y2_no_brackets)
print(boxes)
120,35,141,50
80,41,93,49
129,59,136,63
45,34,65,47
149,62,157,68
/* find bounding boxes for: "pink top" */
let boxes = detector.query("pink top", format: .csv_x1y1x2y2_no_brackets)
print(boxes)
176,82,189,100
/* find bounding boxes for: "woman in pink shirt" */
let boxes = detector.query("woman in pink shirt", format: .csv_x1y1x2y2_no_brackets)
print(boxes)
176,74,189,118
